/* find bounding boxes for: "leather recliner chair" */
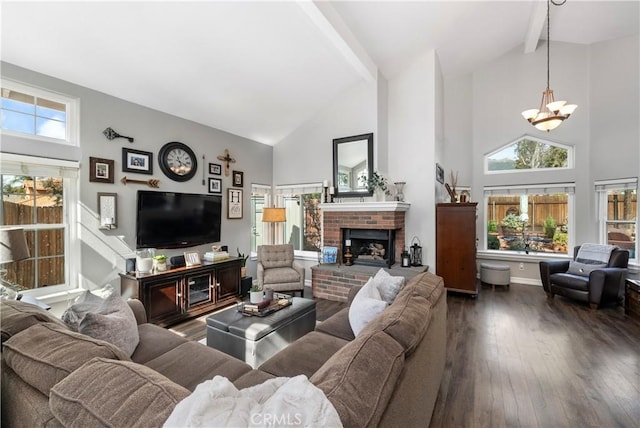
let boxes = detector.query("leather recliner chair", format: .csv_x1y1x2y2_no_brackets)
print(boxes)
539,245,629,309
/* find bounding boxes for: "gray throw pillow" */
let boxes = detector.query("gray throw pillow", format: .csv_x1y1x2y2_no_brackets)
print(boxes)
78,293,140,356
61,290,105,331
567,261,607,277
371,268,405,304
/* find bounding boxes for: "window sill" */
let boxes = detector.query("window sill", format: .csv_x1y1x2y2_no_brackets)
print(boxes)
476,250,570,264
21,287,84,306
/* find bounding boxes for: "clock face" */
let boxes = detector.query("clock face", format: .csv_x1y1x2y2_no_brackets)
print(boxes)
158,142,198,182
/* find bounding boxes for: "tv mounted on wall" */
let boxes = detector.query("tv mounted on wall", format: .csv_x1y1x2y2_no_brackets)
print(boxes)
136,190,222,249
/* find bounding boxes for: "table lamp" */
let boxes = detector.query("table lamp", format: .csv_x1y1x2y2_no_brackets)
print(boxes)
0,227,31,298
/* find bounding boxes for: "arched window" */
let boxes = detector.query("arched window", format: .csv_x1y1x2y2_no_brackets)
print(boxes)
485,135,573,174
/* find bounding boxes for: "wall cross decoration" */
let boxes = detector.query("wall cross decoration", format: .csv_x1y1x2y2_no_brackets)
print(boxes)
217,149,236,176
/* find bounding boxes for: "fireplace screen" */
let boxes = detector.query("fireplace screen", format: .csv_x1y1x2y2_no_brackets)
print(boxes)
343,228,396,267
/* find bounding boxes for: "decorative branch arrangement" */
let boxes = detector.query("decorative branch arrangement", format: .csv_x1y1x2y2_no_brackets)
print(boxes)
120,176,160,188
445,171,458,202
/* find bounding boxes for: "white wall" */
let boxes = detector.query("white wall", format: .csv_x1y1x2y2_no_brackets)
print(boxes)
1,62,272,291
272,80,377,186
388,50,440,269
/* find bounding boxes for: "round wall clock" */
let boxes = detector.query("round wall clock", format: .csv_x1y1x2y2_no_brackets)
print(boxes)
158,141,198,182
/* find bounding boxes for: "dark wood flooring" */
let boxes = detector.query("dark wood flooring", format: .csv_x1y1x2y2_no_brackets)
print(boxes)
430,282,640,428
169,282,640,427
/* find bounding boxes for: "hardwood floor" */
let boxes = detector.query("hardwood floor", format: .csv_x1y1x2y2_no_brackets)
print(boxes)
430,282,640,428
169,282,640,427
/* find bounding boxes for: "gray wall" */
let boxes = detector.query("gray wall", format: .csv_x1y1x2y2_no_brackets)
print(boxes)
1,62,273,291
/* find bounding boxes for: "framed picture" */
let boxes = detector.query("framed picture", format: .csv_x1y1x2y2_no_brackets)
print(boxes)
232,170,244,187
209,163,221,175
122,148,153,175
184,250,201,267
89,157,115,183
436,163,444,184
228,188,243,219
208,177,222,194
322,246,338,264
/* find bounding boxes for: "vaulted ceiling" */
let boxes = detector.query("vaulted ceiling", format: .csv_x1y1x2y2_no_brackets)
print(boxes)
2,1,637,145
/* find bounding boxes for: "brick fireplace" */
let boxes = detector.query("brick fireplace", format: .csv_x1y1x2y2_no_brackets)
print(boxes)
313,202,410,301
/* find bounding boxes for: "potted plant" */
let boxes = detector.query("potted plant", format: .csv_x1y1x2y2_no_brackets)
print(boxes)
152,254,167,272
360,171,390,201
237,248,249,278
249,284,263,304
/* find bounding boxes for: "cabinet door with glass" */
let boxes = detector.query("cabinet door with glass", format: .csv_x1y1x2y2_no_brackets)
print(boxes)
185,271,215,310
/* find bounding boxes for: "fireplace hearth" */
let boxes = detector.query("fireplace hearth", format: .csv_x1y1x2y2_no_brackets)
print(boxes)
343,228,396,267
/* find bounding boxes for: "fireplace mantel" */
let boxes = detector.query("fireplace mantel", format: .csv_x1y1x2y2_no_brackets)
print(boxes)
319,201,410,212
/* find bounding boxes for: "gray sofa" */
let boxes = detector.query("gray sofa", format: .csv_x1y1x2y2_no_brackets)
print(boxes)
1,271,446,427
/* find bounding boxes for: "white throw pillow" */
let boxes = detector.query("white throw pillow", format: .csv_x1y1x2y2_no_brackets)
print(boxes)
372,268,405,304
348,278,388,336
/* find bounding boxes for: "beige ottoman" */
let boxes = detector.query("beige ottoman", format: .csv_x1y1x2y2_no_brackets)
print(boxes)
480,263,510,290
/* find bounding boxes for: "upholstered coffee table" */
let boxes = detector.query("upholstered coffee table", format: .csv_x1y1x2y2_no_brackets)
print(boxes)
205,297,316,368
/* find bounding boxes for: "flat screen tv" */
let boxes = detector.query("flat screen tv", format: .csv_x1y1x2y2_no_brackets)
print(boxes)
136,190,222,249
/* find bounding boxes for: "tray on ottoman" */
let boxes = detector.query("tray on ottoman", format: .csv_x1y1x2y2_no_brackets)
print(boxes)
206,297,316,368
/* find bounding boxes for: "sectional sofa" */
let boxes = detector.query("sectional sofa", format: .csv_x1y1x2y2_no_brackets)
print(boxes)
1,271,446,427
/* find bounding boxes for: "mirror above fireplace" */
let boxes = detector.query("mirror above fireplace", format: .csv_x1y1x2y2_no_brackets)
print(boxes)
333,133,373,199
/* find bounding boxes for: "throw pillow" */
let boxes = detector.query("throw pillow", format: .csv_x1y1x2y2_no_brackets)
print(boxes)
61,289,106,331
371,268,405,304
567,261,608,277
348,278,388,336
78,293,140,356
2,322,130,397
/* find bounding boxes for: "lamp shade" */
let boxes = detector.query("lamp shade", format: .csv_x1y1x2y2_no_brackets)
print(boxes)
262,207,286,223
0,228,30,263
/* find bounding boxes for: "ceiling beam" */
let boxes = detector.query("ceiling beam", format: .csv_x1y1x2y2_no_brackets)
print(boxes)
524,0,548,53
296,1,377,82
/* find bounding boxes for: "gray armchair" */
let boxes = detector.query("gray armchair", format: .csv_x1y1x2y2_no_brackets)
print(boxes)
539,245,629,309
257,244,305,297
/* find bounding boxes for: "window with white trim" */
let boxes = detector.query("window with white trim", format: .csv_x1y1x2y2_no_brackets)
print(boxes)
596,178,637,261
1,80,79,145
485,135,573,174
484,184,574,254
275,184,322,255
1,154,80,293
250,184,271,254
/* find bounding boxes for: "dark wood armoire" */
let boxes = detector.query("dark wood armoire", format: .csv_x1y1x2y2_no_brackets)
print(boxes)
436,203,478,296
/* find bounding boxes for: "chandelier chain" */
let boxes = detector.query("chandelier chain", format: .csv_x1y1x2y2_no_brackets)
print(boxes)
546,0,550,90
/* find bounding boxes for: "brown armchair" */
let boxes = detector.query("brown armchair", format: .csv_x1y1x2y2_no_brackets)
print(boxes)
257,244,305,297
539,245,629,309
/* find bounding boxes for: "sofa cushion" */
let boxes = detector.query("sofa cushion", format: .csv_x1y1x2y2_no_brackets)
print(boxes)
0,298,67,343
131,323,189,364
61,289,105,331
372,268,405,304
233,369,277,389
143,341,252,391
77,293,140,356
49,357,190,428
3,322,130,397
310,330,405,428
259,331,349,378
362,272,444,355
348,277,388,336
263,266,300,284
315,307,355,341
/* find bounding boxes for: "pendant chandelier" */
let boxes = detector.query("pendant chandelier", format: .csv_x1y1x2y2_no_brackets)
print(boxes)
522,0,577,132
